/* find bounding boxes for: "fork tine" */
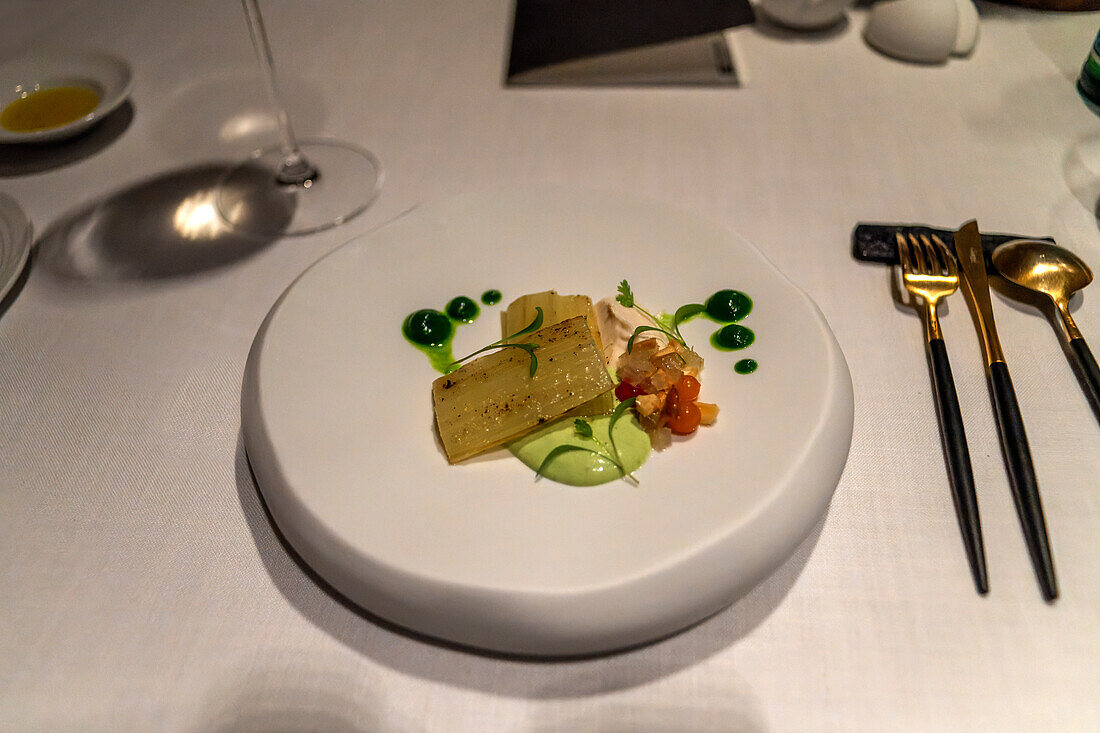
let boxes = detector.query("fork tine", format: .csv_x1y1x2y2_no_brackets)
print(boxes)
907,232,928,273
917,233,943,275
896,232,913,271
929,234,957,276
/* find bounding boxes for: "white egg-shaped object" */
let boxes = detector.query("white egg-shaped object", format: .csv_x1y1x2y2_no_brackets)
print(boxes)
864,0,959,64
952,0,979,56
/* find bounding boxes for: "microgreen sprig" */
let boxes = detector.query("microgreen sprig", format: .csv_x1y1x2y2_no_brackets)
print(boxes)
450,307,543,377
535,398,638,484
617,280,703,353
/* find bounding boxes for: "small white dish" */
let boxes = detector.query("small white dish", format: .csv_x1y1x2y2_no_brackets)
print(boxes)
0,52,132,144
241,187,855,656
0,193,32,302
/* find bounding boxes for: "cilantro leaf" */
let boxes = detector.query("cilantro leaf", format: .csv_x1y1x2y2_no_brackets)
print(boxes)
616,280,634,308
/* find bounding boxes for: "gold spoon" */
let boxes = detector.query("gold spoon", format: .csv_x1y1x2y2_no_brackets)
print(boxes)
992,239,1100,418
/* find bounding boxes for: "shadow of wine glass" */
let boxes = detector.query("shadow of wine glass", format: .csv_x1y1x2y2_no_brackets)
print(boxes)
0,101,134,178
149,70,325,161
34,162,295,283
233,434,827,699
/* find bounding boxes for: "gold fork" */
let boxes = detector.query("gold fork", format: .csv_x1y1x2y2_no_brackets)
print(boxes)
898,233,957,341
897,232,988,595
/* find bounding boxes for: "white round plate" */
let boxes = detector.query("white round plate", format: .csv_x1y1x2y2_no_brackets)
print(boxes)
0,194,32,302
0,52,132,143
242,188,854,656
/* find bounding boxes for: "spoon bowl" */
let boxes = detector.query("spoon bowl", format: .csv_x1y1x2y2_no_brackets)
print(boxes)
993,239,1093,309
992,238,1100,422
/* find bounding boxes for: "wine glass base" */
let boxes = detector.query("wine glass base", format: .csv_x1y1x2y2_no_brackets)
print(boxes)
217,138,382,237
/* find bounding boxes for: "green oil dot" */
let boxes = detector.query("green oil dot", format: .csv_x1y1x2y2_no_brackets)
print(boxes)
705,289,752,322
711,324,755,351
735,358,758,374
481,289,502,305
446,296,479,322
403,309,452,347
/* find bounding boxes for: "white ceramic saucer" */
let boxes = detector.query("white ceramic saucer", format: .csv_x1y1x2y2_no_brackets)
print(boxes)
0,52,132,143
0,194,32,302
241,187,855,656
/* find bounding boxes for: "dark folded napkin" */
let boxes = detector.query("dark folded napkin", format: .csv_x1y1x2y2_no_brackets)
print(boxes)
507,0,755,81
852,223,1055,271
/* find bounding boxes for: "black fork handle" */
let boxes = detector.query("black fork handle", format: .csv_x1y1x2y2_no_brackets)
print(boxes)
926,338,988,594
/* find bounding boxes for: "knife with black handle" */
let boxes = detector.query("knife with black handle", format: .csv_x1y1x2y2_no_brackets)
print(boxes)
953,221,1057,601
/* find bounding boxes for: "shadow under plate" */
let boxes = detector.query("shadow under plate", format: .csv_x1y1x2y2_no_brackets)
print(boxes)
233,433,825,697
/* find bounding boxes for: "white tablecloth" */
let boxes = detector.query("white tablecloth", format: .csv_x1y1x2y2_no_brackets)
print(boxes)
2,2,1098,730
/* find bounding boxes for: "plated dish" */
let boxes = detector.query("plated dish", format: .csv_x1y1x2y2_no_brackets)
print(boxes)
0,52,132,143
241,188,854,655
0,194,32,302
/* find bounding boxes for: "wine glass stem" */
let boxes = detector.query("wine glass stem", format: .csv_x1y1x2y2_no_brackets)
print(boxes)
241,0,317,185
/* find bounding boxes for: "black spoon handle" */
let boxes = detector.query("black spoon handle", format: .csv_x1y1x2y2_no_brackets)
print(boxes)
926,338,988,594
988,361,1058,601
1068,337,1100,421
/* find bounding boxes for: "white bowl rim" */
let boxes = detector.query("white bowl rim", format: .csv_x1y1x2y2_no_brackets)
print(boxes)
0,50,133,143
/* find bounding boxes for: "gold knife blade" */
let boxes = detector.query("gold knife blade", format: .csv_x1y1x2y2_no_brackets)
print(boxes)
954,220,1006,366
952,219,1058,600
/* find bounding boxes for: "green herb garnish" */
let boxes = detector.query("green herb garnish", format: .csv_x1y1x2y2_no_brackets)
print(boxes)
617,280,703,353
534,398,638,484
450,307,543,377
671,303,706,337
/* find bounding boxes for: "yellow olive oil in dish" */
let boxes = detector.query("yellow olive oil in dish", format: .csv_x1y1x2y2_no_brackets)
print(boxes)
1,86,100,133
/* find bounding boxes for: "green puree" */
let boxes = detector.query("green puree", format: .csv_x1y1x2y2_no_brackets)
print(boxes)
705,289,752,322
446,296,479,322
403,284,758,486
402,292,499,374
735,358,758,374
507,413,651,486
711,323,755,351
402,308,457,373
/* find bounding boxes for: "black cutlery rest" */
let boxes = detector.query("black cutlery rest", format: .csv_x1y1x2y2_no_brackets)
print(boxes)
852,223,1055,272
